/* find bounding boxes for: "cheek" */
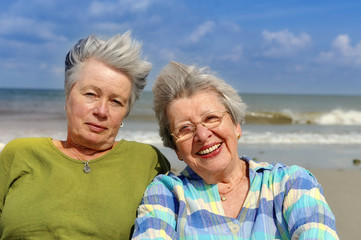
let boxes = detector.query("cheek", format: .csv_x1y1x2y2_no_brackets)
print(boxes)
72,104,87,117
176,141,193,157
110,110,127,127
67,98,90,121
221,119,239,136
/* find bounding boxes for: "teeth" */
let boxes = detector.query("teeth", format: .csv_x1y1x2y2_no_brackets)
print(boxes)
198,143,221,155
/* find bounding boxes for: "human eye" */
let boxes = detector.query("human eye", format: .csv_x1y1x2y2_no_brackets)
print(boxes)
111,99,125,106
176,123,193,136
203,112,222,123
83,90,97,97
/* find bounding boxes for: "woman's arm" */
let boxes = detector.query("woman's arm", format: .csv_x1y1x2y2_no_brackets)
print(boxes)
132,174,179,240
282,166,339,239
0,142,15,218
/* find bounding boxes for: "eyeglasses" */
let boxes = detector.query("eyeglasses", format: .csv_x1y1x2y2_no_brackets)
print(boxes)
171,110,228,142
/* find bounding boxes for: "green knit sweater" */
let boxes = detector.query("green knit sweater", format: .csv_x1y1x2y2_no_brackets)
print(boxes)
0,137,170,239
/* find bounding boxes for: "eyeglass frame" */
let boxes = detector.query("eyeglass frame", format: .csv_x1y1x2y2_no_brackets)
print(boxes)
170,110,229,143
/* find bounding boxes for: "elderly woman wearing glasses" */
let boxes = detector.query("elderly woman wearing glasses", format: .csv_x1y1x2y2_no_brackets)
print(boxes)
132,61,338,239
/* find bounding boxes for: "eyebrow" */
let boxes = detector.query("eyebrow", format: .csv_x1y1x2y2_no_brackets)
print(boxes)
81,85,128,103
174,110,223,124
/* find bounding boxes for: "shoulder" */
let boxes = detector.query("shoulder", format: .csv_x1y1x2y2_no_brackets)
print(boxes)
1,137,49,154
273,163,318,187
116,140,170,173
245,156,320,190
118,140,161,154
141,172,184,206
0,138,48,170
144,172,183,194
145,169,203,197
149,172,182,188
247,156,316,179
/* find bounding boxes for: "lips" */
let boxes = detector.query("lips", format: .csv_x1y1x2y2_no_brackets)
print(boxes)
197,143,222,155
86,122,107,132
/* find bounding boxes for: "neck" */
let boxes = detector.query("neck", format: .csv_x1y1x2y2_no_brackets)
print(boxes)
64,140,112,161
217,160,247,195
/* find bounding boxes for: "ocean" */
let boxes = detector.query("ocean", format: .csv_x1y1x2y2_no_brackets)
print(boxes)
1,88,361,170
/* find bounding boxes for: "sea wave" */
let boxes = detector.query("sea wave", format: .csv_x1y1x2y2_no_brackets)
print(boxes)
313,109,361,125
241,131,361,144
118,130,361,145
1,129,361,152
246,109,361,125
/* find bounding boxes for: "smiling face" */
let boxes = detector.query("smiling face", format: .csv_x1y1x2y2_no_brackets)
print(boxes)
65,58,131,150
167,90,242,182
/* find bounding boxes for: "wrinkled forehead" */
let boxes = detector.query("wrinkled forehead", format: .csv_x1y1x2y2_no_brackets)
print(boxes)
167,90,225,121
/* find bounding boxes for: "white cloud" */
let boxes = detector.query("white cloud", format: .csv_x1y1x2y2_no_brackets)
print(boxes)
88,1,117,16
290,64,304,72
52,66,64,75
131,0,155,11
188,21,215,43
88,0,159,16
39,63,63,76
318,34,361,67
219,21,241,33
0,16,32,34
0,16,67,42
0,59,27,69
159,48,176,60
262,29,311,58
220,45,243,62
92,22,129,33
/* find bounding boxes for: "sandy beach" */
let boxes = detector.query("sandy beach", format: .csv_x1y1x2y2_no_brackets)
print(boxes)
310,169,361,239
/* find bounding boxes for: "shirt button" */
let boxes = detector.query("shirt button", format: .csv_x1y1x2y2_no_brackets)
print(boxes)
230,223,240,233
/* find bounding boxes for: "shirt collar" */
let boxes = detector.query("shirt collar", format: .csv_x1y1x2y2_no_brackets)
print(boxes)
241,155,274,172
180,156,274,180
180,166,203,180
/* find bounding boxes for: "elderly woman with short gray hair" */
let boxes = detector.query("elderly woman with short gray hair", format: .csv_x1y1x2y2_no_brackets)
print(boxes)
132,61,338,239
0,32,169,239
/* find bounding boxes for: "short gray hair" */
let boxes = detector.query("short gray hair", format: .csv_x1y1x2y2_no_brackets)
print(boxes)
64,31,151,116
153,61,247,150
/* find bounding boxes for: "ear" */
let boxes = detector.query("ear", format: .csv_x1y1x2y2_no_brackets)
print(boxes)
175,150,183,161
236,124,242,139
65,97,70,111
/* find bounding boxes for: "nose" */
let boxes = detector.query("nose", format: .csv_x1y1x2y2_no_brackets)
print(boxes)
93,99,109,118
194,122,212,142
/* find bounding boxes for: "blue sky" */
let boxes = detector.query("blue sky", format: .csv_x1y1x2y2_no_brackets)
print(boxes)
0,0,360,95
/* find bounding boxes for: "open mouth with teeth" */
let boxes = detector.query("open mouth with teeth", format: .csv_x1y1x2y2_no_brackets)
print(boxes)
197,143,222,155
